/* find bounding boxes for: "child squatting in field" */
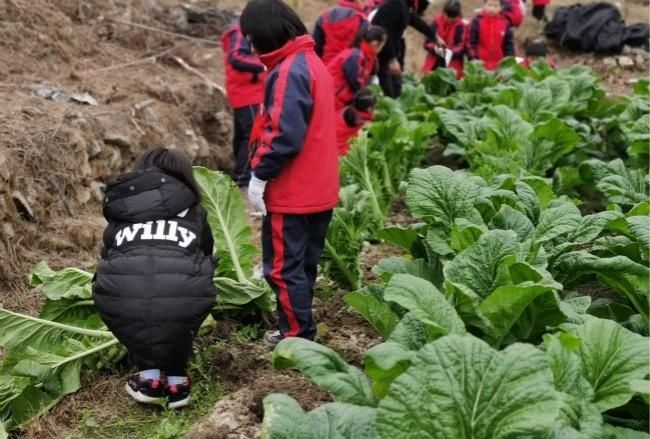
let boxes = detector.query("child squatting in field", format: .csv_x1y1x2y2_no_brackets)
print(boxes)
93,147,218,409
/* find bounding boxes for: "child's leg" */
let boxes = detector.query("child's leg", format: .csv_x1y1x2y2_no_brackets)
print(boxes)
140,369,161,380
164,363,191,409
262,212,316,340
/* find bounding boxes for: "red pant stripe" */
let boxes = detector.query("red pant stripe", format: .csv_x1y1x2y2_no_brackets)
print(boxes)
271,214,300,337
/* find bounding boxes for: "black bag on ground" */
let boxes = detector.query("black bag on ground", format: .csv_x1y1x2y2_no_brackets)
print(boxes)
545,3,649,54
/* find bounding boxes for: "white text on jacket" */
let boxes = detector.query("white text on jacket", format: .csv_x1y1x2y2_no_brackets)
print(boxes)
115,220,196,248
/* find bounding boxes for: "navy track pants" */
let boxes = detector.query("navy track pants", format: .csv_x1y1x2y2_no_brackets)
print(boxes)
232,105,258,187
262,210,333,340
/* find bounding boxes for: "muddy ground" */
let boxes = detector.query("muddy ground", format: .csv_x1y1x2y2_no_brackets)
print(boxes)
0,0,648,438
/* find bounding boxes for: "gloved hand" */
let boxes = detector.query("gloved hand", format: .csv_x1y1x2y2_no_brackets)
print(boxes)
532,5,546,20
248,174,268,216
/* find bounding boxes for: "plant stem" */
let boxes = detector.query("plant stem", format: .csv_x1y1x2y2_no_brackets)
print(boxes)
324,239,360,291
0,308,114,338
363,170,384,224
53,338,120,369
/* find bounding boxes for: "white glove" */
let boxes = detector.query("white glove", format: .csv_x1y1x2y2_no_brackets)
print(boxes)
248,174,268,216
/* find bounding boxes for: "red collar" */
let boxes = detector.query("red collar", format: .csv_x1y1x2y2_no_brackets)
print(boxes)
258,35,315,70
360,40,376,61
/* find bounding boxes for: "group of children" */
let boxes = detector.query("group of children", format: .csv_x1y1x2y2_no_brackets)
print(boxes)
423,0,553,79
92,0,558,411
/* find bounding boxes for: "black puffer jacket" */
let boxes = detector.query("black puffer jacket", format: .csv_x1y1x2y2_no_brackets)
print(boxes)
93,168,217,373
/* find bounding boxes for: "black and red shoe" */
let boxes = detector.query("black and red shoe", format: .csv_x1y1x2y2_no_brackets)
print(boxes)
125,374,165,406
166,379,191,410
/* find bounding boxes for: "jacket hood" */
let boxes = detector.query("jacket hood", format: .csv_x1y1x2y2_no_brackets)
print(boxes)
103,168,198,223
259,35,315,70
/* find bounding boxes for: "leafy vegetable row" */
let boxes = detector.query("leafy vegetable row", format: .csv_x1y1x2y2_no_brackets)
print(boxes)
321,62,648,293
261,64,650,437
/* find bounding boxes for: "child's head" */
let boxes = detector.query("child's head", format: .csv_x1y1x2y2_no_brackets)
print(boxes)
443,0,462,20
240,0,308,54
483,0,502,16
134,147,201,198
525,41,548,59
353,88,377,113
410,0,430,15
354,25,387,53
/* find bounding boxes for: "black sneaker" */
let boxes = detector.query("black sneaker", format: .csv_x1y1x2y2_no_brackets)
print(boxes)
125,374,165,406
263,330,284,350
166,379,191,410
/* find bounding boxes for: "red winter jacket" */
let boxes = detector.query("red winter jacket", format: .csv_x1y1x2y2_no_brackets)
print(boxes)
313,1,369,65
533,0,550,6
221,22,266,109
250,36,339,214
467,12,515,71
501,0,524,27
336,107,373,156
327,41,377,110
423,14,466,79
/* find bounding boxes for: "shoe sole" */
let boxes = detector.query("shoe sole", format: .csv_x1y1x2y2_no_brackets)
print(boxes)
168,396,191,410
124,383,165,406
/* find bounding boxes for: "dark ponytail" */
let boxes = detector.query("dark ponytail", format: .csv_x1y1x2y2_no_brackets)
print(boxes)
352,25,387,48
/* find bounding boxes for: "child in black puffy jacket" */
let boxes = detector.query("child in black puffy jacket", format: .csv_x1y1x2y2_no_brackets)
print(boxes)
93,147,217,409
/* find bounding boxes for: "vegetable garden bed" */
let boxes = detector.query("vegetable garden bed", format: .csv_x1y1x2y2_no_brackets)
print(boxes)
1,61,648,438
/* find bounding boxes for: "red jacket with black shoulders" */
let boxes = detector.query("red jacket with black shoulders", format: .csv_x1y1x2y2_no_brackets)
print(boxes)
327,41,377,110
313,0,369,65
249,36,339,214
220,22,266,109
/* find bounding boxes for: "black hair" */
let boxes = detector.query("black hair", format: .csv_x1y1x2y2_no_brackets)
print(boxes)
353,88,377,111
344,89,377,126
240,0,308,54
134,147,201,198
352,25,387,48
525,41,547,57
443,0,461,18
410,0,430,15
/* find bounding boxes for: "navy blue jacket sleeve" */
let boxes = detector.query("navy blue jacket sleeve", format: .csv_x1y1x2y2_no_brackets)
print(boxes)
252,55,314,180
452,23,466,58
468,18,480,60
503,25,515,57
313,16,325,58
228,31,265,73
342,50,362,92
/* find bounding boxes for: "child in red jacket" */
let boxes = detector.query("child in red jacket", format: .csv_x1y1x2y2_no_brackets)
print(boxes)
467,0,515,71
337,89,376,156
327,26,386,110
313,0,369,65
500,0,524,28
221,21,267,188
241,0,339,349
422,0,466,79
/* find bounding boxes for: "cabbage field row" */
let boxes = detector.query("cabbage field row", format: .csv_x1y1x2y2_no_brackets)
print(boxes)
0,61,648,438
264,61,650,438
